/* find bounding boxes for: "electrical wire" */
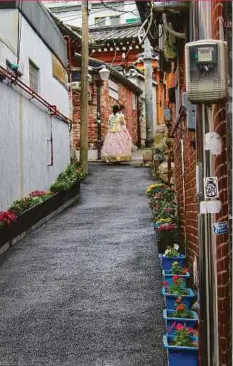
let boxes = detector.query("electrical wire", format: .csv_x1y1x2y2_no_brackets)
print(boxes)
138,0,153,45
55,9,140,25
100,0,138,15
49,1,139,21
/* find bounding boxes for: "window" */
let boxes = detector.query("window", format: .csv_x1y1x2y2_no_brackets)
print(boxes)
29,60,39,92
108,80,118,100
95,17,106,26
110,16,120,25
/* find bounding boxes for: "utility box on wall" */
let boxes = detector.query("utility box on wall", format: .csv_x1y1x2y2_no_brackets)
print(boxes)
182,92,196,130
185,40,228,104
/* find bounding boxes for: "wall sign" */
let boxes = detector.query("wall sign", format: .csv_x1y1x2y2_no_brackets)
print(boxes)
213,222,228,235
204,177,219,199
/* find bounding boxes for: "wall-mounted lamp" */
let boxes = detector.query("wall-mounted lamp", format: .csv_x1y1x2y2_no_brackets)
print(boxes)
99,66,110,81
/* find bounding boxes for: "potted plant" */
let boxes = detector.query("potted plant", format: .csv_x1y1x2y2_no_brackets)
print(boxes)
163,298,198,333
162,276,195,309
159,245,185,270
163,323,198,366
162,261,190,286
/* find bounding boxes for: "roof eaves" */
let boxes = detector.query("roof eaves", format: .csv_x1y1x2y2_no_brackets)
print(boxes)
49,11,82,40
74,53,142,96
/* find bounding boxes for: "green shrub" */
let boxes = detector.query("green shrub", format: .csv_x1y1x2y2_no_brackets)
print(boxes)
50,163,85,193
9,193,53,216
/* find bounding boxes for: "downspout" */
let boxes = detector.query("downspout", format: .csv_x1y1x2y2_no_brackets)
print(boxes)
195,1,219,365
64,35,74,159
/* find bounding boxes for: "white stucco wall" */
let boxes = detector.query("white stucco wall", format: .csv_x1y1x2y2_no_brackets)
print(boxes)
0,11,70,211
43,1,139,28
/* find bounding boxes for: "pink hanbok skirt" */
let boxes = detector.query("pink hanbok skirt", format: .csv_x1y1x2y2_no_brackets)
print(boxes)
102,125,132,162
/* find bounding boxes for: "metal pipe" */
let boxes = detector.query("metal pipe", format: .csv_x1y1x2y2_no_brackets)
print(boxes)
162,13,185,39
47,116,54,167
0,66,73,126
195,1,219,364
153,1,190,13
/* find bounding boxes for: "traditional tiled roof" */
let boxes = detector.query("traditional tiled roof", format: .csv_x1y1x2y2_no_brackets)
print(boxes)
71,22,142,44
49,11,82,40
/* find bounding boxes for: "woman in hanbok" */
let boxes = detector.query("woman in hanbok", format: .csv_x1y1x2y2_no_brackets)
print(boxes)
102,105,132,163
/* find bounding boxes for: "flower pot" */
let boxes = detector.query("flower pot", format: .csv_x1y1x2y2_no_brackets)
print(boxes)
163,334,198,366
163,309,198,333
162,270,190,287
159,254,186,270
162,287,195,310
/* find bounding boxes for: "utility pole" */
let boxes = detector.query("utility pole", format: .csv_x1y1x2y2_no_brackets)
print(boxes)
144,37,154,147
80,0,89,174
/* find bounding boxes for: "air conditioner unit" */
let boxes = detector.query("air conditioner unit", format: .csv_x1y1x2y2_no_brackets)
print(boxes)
71,81,81,91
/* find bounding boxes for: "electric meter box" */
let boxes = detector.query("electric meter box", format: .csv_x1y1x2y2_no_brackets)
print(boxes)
185,40,228,104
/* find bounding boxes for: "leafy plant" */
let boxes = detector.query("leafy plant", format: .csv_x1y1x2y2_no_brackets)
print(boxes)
164,246,180,257
146,183,166,197
169,261,189,275
9,193,53,216
168,298,194,319
50,163,84,193
169,323,197,347
163,276,188,295
0,211,16,227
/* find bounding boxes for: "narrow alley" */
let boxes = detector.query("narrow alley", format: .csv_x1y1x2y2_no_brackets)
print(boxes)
0,164,166,366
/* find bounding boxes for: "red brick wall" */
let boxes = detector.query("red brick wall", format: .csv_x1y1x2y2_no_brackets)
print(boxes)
72,79,139,148
212,3,231,364
163,2,231,364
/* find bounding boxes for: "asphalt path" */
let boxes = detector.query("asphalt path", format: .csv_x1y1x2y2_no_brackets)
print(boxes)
0,164,166,366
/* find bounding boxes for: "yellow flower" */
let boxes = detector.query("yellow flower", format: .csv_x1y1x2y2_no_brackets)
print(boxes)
146,183,165,193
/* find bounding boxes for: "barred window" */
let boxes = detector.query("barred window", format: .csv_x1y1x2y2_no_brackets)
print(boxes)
29,59,39,92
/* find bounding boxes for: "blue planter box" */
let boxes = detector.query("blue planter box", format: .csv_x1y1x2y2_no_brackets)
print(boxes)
163,334,198,366
159,254,186,270
162,270,190,287
163,309,198,333
162,287,195,310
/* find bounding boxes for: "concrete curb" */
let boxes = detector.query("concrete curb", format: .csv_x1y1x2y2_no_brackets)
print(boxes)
0,194,80,257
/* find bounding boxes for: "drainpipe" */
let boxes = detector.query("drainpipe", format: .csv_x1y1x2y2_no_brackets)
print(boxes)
194,1,219,365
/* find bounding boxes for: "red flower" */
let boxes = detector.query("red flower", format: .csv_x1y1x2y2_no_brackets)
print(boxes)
176,304,185,311
176,323,185,331
173,275,179,283
29,190,47,197
163,281,169,287
176,297,182,303
188,328,195,334
0,211,16,225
